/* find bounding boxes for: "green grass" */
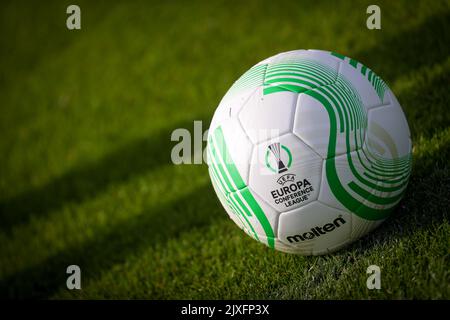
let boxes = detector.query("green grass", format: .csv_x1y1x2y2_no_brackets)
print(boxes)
0,0,449,299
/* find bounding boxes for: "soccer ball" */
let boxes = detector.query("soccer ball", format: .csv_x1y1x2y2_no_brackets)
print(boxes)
207,49,412,255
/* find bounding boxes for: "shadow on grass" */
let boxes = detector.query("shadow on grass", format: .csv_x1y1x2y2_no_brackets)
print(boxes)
0,183,223,299
396,69,450,139
0,116,209,234
0,1,112,89
353,11,450,86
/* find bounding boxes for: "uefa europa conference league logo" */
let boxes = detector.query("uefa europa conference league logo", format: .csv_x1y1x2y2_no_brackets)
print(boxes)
264,143,346,244
265,142,292,174
265,143,314,208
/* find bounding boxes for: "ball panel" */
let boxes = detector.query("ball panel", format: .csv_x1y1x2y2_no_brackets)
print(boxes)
293,90,362,158
210,86,258,134
207,121,250,193
351,214,384,241
294,74,368,159
337,56,390,109
319,150,409,221
318,157,350,212
209,167,247,232
238,87,298,144
386,88,411,139
270,49,340,76
211,118,253,186
207,124,279,249
225,186,279,249
247,187,280,237
277,201,352,254
365,96,412,159
255,233,302,254
249,133,322,212
293,93,329,158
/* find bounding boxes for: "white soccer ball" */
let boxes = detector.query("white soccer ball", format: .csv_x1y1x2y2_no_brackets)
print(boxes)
207,49,412,255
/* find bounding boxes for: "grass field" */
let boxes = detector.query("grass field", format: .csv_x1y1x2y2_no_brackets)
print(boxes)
0,0,449,299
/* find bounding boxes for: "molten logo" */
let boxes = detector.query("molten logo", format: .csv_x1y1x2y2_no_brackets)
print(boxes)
286,216,346,243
